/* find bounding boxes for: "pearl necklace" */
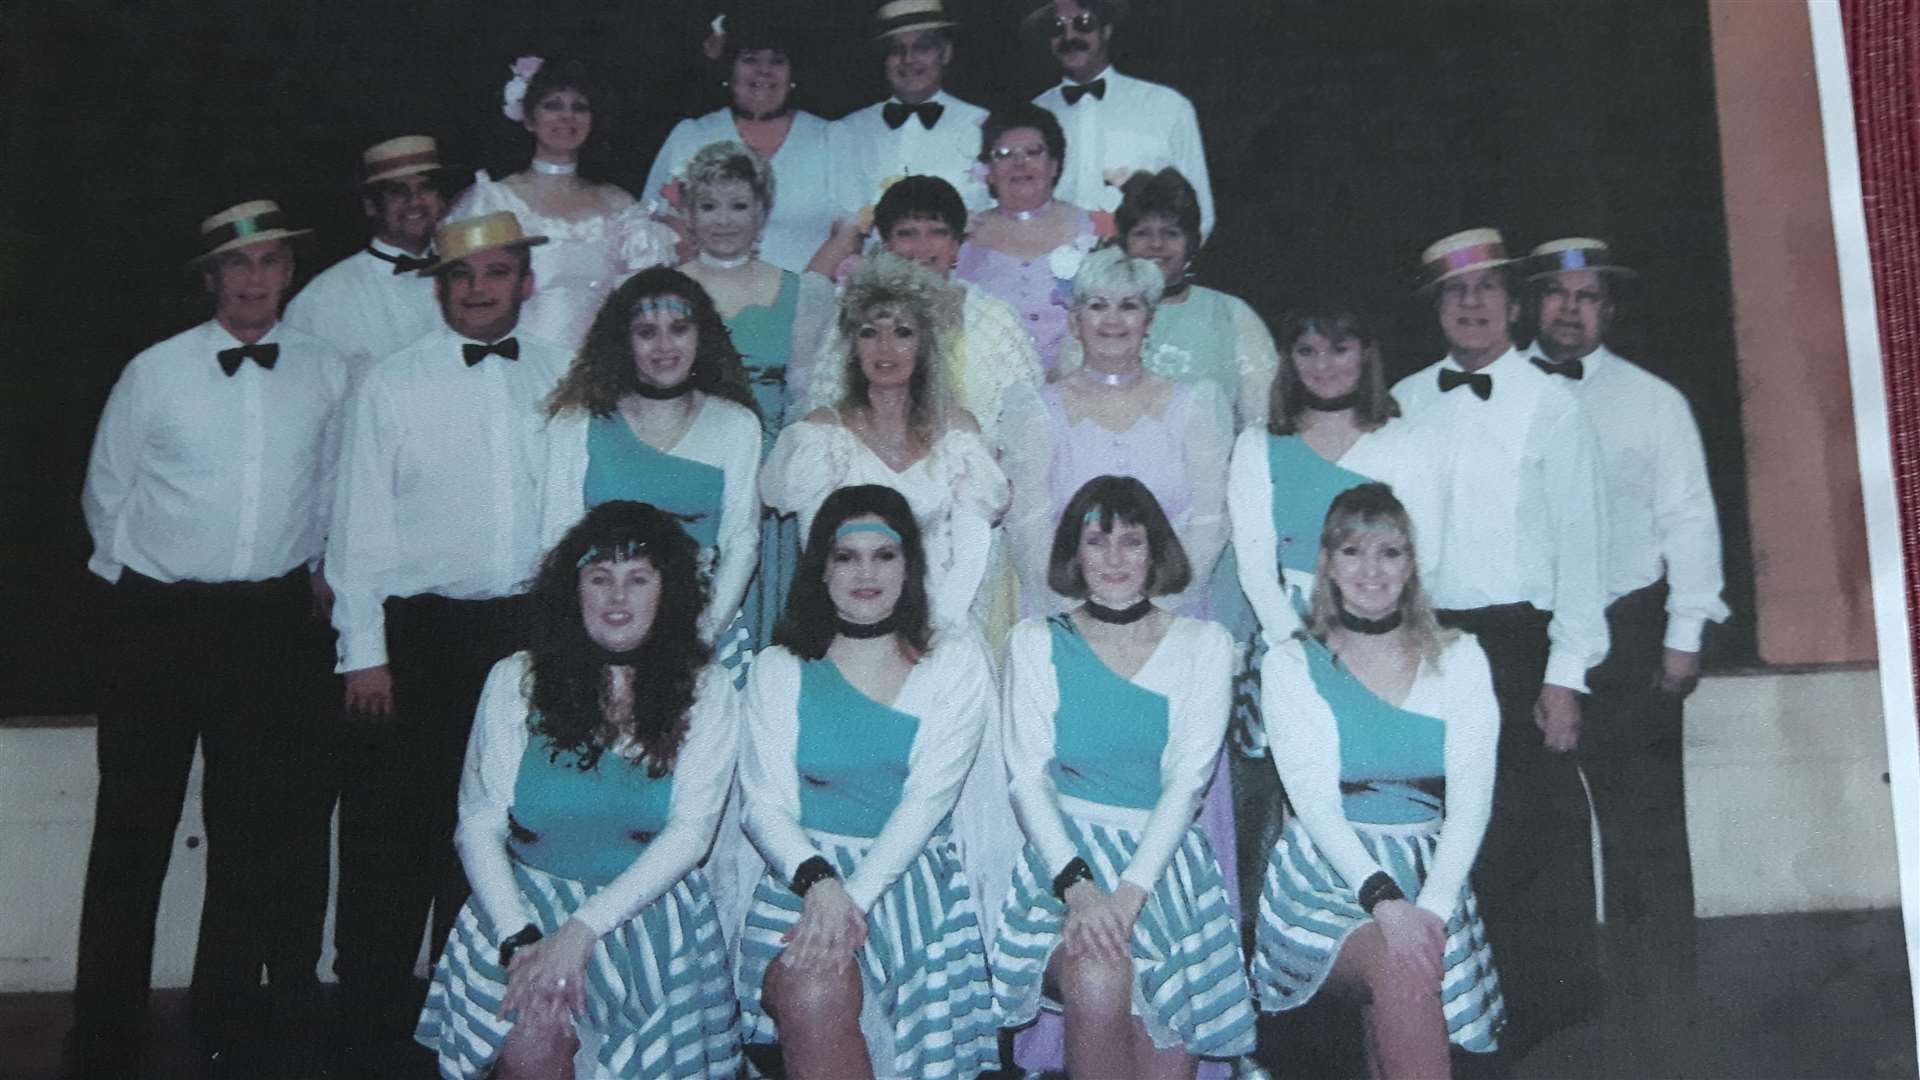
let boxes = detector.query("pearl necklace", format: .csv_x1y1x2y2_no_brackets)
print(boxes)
1089,365,1143,389
999,198,1055,223
697,251,752,270
530,158,578,176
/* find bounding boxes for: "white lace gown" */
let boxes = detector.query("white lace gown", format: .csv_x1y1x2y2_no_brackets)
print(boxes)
447,171,677,350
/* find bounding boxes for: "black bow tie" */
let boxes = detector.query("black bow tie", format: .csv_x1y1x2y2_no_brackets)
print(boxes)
882,100,945,130
1062,78,1106,105
463,338,520,366
366,245,436,275
217,343,279,377
1531,356,1585,381
1438,367,1493,400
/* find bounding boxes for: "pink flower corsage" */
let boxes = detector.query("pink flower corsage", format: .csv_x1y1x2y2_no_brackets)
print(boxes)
702,14,728,61
660,179,685,211
1090,211,1117,240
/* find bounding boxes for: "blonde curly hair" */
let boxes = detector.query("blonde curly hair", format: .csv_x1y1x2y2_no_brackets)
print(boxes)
832,251,963,438
683,140,776,209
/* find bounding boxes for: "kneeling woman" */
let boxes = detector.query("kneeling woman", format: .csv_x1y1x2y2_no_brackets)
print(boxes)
994,476,1257,1078
417,500,741,1078
1254,483,1505,1078
736,485,1001,1079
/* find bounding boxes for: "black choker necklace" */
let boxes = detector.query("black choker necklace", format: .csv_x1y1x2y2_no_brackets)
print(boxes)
589,642,645,666
633,379,694,400
1337,608,1403,635
835,610,901,640
1084,597,1154,624
1303,388,1361,412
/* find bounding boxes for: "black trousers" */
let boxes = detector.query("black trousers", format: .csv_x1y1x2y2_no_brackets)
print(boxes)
1437,603,1600,1052
332,593,525,1034
73,568,333,1039
1581,583,1696,959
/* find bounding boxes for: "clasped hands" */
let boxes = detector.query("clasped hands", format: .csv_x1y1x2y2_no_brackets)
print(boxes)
500,918,597,1025
778,879,869,974
1061,879,1149,964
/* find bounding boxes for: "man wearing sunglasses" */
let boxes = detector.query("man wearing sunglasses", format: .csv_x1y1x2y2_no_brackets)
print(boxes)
1025,0,1215,240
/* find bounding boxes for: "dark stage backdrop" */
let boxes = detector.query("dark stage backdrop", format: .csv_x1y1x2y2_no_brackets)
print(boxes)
0,0,1752,712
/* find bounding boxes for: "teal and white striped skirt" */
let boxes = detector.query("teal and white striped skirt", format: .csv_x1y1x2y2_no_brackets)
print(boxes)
734,828,1001,1079
416,861,740,1078
1253,814,1506,1052
991,800,1258,1059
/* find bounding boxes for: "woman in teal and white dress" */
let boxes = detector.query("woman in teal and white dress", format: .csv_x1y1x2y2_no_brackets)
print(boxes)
736,485,1000,1080
994,476,1257,1079
541,267,762,676
674,139,835,647
1254,483,1505,1077
417,501,739,1079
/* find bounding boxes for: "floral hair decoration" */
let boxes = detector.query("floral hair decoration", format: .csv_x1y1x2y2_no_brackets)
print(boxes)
501,55,545,122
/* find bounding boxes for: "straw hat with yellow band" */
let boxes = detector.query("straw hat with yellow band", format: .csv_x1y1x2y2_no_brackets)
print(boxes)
417,211,549,276
1415,227,1517,293
1525,237,1638,280
191,200,313,265
873,0,961,39
361,134,446,188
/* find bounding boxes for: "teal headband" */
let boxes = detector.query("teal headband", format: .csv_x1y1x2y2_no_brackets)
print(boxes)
836,521,903,544
636,296,693,319
577,539,651,569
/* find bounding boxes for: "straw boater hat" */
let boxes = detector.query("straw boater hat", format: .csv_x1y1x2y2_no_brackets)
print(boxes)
418,211,548,275
191,200,313,265
1416,227,1516,292
1525,237,1637,280
873,0,960,38
361,135,446,187
1021,0,1130,39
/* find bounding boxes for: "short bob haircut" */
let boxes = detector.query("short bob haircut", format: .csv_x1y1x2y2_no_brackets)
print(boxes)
1047,475,1192,600
683,140,776,212
549,267,759,420
1114,168,1202,252
718,10,806,70
1070,246,1166,310
776,485,935,660
875,174,968,241
834,252,960,433
1266,305,1399,436
978,103,1068,172
1305,482,1452,665
525,500,712,775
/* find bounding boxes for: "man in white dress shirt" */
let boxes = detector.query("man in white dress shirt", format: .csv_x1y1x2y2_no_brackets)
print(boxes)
75,200,346,1074
325,211,568,1061
1391,227,1611,1052
282,135,450,385
829,1,991,216
1528,237,1728,974
1027,0,1214,238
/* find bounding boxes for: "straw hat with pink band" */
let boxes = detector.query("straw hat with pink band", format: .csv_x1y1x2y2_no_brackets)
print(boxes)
1415,227,1519,292
360,134,447,188
191,200,313,265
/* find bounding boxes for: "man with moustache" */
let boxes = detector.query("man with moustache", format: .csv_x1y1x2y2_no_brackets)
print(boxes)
325,211,566,1068
1390,228,1611,1053
808,174,1042,441
1528,237,1727,978
283,135,451,386
75,200,346,1075
830,1,991,216
1028,0,1214,238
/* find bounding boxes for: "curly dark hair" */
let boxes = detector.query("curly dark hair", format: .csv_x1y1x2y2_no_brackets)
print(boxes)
525,500,712,775
548,267,759,419
775,485,933,661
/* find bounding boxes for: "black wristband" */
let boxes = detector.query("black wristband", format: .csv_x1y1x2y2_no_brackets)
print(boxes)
1051,856,1095,902
790,855,838,898
1357,870,1405,915
498,922,542,967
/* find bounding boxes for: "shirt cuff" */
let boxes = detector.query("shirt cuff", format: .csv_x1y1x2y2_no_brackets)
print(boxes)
88,556,123,584
1663,615,1707,653
337,630,390,674
1544,650,1591,694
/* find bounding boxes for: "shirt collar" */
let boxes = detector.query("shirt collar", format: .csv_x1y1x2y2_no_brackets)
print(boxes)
368,236,432,260
1061,64,1116,91
209,319,281,351
1440,343,1524,374
887,88,953,108
1580,342,1620,376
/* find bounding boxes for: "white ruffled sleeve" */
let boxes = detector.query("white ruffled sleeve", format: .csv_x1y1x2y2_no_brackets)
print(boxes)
759,419,850,540
1227,293,1280,431
570,666,742,935
784,272,840,426
929,428,1010,627
842,631,992,911
1168,379,1233,613
1122,621,1231,891
1000,387,1063,616
453,653,538,943
1261,639,1388,896
1002,619,1078,876
1414,638,1499,919
739,648,819,883
614,201,677,276
1228,426,1297,642
445,170,512,223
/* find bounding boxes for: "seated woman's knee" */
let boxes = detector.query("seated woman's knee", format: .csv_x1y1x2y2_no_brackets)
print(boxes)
495,1007,580,1079
1056,949,1136,1016
765,952,863,1025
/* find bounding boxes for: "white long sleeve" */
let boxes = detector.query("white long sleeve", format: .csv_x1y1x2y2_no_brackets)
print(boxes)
1003,617,1232,891
1228,426,1296,642
740,633,993,913
999,389,1063,615
1262,636,1499,920
1228,295,1280,430
454,654,741,940
1168,379,1233,613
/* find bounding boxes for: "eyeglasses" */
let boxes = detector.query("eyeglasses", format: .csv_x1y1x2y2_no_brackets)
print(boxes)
1049,12,1100,36
991,143,1051,163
